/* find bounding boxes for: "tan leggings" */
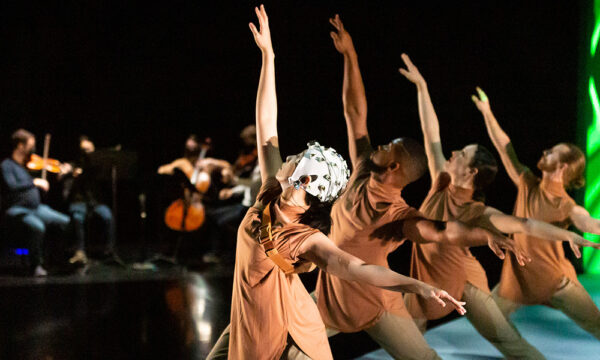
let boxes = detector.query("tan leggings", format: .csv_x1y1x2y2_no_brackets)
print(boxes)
208,297,441,360
287,311,440,360
292,292,440,360
206,324,312,360
414,283,545,360
492,278,600,340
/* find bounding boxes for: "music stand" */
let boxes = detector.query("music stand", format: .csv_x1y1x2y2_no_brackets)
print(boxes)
87,148,138,267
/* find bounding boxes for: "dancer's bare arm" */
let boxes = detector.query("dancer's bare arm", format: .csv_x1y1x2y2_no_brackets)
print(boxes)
399,54,446,180
483,206,599,259
472,88,527,186
569,205,600,257
298,232,467,315
330,15,370,170
249,5,282,182
403,217,529,265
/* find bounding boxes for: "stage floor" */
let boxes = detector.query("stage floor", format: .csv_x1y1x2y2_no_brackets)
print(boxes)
2,261,597,359
357,274,600,360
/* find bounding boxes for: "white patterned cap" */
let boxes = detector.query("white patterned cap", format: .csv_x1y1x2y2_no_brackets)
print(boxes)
288,141,350,203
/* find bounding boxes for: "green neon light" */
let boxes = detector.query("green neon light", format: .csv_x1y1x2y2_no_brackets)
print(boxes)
583,2,600,273
587,78,600,155
591,21,600,57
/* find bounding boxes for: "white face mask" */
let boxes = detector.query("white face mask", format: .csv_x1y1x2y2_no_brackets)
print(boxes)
288,141,350,203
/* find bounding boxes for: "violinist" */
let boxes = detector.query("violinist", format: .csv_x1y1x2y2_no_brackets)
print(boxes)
60,136,115,265
0,129,70,276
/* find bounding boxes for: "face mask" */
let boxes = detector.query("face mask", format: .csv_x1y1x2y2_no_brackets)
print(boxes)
288,141,350,203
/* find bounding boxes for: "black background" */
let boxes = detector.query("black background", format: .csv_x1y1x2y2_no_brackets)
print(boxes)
0,1,586,277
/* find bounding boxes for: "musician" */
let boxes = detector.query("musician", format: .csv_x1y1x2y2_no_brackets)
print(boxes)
1,129,70,276
60,135,115,265
204,125,261,264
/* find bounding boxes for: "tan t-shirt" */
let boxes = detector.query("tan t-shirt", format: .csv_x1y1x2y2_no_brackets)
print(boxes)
497,170,578,305
228,178,332,360
407,172,492,320
315,158,422,332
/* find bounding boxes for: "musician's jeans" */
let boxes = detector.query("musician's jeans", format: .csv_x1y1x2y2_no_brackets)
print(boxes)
69,202,115,252
205,203,247,260
4,204,70,267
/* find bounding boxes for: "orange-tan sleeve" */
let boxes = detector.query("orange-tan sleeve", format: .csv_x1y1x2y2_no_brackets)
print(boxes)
280,224,321,263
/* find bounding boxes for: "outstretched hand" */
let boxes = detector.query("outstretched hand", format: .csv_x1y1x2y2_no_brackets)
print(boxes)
249,4,273,54
422,286,467,316
471,87,491,114
487,231,531,266
329,14,355,55
398,53,425,86
568,234,600,258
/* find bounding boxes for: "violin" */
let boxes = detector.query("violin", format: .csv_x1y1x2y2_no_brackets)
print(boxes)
26,134,64,180
232,147,258,176
27,154,62,174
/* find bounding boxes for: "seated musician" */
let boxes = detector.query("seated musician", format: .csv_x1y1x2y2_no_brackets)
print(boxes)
158,134,232,196
60,136,115,265
0,129,70,276
204,125,261,264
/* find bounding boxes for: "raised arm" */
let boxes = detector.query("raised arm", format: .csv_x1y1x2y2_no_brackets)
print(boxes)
483,206,600,258
249,5,282,182
329,15,370,170
402,217,529,265
399,54,446,180
472,87,527,185
299,232,466,315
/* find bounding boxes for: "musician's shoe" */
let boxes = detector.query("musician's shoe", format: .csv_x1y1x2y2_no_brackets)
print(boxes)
33,265,48,277
69,250,89,265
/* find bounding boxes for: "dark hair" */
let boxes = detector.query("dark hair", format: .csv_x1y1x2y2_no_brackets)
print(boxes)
184,134,201,158
10,129,34,150
558,143,585,189
79,135,90,143
256,177,333,234
299,192,333,234
469,144,498,201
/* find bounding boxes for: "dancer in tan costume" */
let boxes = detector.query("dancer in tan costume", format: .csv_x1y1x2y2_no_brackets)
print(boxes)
472,87,600,340
206,7,469,360
400,55,599,359
312,16,526,360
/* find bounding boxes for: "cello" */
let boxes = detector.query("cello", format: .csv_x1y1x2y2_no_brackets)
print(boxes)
163,144,211,232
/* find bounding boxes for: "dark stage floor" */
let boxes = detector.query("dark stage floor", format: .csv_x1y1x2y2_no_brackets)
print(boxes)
0,262,233,360
2,260,598,360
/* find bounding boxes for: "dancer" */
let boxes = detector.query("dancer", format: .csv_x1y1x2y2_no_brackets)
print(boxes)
207,6,470,360
400,54,599,358
312,15,526,360
472,87,600,339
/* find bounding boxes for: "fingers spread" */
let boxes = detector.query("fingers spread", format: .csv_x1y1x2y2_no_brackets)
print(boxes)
476,87,488,102
570,242,582,258
336,14,344,29
440,292,467,315
329,17,338,29
401,53,414,68
489,241,505,259
249,22,258,35
433,295,446,308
